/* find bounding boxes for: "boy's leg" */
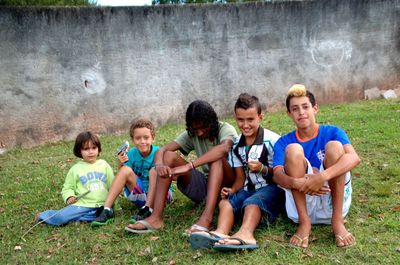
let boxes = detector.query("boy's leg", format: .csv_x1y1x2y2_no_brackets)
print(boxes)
325,141,355,247
216,205,260,246
38,206,96,226
285,143,311,248
126,151,188,230
212,188,248,237
217,185,284,246
195,158,235,230
213,199,235,236
145,168,157,209
92,166,137,225
104,166,137,209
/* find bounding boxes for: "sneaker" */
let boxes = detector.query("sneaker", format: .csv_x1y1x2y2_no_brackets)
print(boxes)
129,206,152,224
91,208,115,226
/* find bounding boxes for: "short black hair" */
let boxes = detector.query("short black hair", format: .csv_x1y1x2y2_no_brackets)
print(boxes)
234,93,262,114
73,131,102,158
185,100,219,141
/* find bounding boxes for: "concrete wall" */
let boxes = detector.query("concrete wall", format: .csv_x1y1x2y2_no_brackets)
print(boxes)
1,0,399,148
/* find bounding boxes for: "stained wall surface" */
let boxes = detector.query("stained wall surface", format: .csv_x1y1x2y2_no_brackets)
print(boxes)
1,0,399,147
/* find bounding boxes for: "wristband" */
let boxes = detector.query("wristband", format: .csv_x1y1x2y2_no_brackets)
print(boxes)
155,164,164,168
258,164,265,174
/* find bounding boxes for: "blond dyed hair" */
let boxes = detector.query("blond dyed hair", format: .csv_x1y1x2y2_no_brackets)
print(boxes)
285,84,316,111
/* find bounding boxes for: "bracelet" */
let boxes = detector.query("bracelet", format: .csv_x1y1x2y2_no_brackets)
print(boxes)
258,164,265,174
155,164,164,168
190,161,195,169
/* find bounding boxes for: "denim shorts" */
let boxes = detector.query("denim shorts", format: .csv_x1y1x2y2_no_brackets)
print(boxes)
228,184,285,224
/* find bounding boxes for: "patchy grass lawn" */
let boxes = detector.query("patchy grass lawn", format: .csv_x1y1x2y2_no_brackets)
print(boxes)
1,99,399,264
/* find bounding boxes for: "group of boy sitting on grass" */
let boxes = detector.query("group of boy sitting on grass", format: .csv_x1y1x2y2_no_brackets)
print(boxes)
37,84,360,251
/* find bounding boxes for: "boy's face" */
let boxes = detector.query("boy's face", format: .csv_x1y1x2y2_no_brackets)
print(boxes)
132,127,154,156
81,140,99,164
287,96,318,129
234,107,262,139
191,121,210,140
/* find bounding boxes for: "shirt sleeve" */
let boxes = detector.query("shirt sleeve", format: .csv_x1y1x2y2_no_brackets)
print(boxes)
218,122,238,143
61,166,77,203
174,131,194,156
273,137,285,168
228,137,242,168
332,126,351,145
266,130,281,168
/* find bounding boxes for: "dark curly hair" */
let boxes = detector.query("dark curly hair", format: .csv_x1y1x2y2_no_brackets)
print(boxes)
234,93,262,114
73,131,102,158
186,100,220,142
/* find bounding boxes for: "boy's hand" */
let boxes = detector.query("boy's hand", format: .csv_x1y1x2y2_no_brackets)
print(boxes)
155,164,173,178
117,152,129,164
299,174,330,195
247,160,262,172
170,164,191,177
66,196,77,205
220,187,232,199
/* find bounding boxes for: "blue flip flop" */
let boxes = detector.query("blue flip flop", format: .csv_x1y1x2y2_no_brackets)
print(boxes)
189,231,224,250
213,237,258,251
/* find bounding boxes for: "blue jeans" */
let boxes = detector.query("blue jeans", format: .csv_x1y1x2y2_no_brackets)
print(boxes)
228,184,285,224
37,205,100,226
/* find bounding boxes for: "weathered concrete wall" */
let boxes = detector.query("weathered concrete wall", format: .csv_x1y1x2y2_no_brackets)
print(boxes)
1,0,399,148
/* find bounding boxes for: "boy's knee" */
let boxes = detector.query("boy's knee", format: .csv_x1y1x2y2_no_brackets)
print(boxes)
219,199,231,209
325,141,344,163
285,144,304,162
209,158,223,168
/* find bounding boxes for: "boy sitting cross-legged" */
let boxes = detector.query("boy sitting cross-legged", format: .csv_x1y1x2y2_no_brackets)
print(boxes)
92,118,173,226
189,93,285,251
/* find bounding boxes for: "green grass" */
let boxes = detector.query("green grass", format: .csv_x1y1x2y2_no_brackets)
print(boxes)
1,99,399,264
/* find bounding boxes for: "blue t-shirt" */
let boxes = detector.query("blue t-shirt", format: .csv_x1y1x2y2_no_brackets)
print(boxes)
273,125,350,169
124,145,159,193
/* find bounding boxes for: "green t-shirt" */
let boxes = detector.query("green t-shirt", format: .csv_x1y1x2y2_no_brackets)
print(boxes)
174,122,237,175
61,159,114,208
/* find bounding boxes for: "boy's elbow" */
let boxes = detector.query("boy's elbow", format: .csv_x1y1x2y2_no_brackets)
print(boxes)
354,154,361,166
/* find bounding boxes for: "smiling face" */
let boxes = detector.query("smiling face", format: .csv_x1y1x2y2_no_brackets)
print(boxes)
234,106,262,142
132,127,154,157
80,140,99,164
287,96,318,129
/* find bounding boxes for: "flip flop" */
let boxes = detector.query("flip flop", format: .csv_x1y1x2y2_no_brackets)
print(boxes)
125,220,156,234
335,233,356,248
189,231,225,250
289,234,309,248
213,237,258,252
183,224,209,237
